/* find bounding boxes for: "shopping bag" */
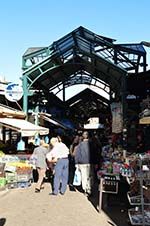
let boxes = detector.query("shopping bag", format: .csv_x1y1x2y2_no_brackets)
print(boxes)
73,167,81,186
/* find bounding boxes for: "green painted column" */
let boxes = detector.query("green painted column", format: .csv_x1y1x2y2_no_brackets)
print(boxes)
22,75,28,116
35,105,39,126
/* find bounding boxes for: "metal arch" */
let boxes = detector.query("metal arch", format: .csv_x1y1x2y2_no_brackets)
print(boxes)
24,56,123,112
53,74,110,96
55,83,110,97
24,57,122,95
22,26,148,118
22,47,53,70
22,58,123,114
47,60,122,94
66,88,110,120
28,65,59,89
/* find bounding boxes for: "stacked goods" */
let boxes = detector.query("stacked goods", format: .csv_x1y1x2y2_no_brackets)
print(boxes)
0,163,5,177
16,165,32,188
5,172,18,189
0,163,6,189
128,208,150,225
0,152,33,190
5,162,33,189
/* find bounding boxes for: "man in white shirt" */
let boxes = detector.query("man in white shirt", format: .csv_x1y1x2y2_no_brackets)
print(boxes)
47,137,69,195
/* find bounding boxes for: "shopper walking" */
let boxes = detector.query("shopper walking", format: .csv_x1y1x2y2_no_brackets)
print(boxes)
74,131,97,196
32,140,49,193
46,137,69,195
68,135,81,190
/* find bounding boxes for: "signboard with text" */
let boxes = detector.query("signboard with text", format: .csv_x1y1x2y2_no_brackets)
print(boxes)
5,83,23,102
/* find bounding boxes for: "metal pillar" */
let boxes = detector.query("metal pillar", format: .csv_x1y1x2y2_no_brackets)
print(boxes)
2,126,6,143
22,75,28,116
139,157,145,226
35,105,39,126
98,178,103,213
143,55,147,72
109,87,112,103
62,84,65,102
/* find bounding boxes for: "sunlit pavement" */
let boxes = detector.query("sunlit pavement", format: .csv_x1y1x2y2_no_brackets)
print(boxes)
0,183,120,226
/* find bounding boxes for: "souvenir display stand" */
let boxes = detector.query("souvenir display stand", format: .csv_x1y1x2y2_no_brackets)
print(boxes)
127,154,150,226
97,144,125,212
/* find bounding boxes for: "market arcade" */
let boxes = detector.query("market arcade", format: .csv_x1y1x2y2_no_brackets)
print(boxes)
0,26,150,225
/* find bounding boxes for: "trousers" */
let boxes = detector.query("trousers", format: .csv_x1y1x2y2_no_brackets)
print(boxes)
53,158,69,194
36,168,46,189
78,164,94,194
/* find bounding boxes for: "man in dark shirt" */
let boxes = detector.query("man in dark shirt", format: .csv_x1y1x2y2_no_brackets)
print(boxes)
75,131,98,196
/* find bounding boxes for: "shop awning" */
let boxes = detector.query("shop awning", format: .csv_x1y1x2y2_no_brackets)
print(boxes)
139,117,150,124
0,118,49,137
39,113,69,130
0,104,26,119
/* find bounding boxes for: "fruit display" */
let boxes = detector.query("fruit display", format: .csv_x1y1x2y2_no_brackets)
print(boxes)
0,153,33,190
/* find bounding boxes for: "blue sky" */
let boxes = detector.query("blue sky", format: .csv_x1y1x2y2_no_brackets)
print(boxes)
0,0,150,83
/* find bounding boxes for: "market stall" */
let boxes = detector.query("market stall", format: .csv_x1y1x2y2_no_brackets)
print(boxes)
97,136,150,225
0,151,33,190
0,109,49,191
125,116,150,225
97,143,127,212
126,153,150,226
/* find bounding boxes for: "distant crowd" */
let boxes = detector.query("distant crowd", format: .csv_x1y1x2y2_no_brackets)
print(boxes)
32,131,102,196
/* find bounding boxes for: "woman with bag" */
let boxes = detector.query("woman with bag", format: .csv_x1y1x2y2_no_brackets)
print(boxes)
32,140,49,193
69,135,82,190
74,131,95,196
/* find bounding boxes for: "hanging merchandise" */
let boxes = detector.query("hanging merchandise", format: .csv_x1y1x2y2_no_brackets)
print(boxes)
34,135,40,146
17,138,25,151
110,102,123,134
45,136,49,144
120,164,134,177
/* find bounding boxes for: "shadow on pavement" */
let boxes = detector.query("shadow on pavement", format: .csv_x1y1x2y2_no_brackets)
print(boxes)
0,218,6,226
87,181,130,226
87,182,99,212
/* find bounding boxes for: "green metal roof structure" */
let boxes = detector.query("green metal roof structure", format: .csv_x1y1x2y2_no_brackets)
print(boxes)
66,88,110,123
22,26,147,122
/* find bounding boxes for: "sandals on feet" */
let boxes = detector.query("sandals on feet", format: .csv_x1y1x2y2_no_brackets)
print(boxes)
35,188,40,193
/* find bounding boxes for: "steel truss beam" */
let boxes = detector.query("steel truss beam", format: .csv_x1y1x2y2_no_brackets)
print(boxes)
22,26,147,119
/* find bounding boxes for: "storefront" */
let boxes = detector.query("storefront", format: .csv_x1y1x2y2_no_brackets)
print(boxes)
0,104,49,191
97,132,150,225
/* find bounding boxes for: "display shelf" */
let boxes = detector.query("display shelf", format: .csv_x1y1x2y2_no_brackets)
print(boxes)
128,155,150,226
128,208,150,225
127,192,142,205
127,192,150,206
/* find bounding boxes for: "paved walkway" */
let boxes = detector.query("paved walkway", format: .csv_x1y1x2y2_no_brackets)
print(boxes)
0,183,127,226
